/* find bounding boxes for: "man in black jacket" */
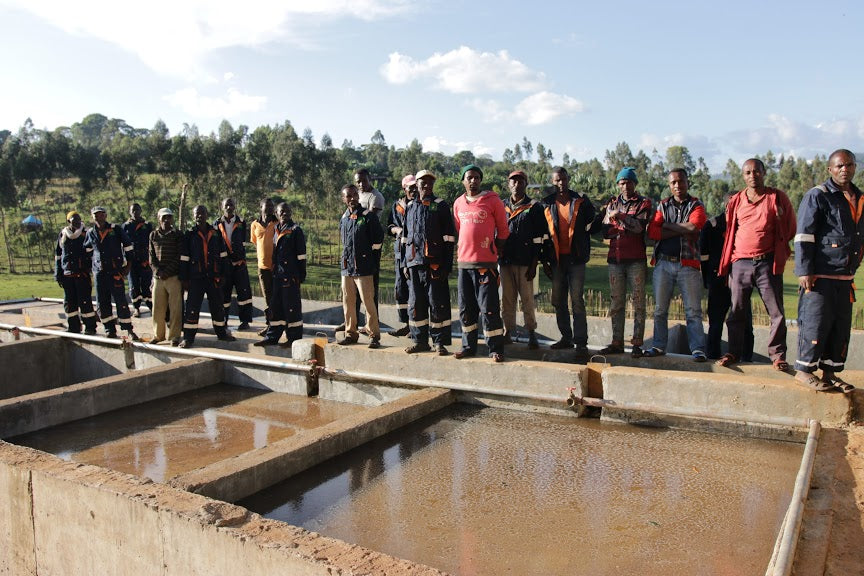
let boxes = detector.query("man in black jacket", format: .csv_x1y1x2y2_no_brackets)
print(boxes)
338,185,384,348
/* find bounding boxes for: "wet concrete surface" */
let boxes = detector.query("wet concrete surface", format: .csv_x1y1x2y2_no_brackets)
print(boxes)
241,405,803,576
10,384,367,483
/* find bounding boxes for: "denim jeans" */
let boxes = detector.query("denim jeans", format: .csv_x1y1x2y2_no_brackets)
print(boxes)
608,261,646,345
550,255,587,346
651,259,705,353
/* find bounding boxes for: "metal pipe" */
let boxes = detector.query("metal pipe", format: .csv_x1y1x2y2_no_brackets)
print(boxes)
0,298,41,305
769,419,821,576
566,390,812,430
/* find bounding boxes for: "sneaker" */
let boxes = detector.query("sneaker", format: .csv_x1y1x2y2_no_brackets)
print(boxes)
692,350,707,363
435,344,450,356
631,345,644,358
237,322,251,331
368,339,381,349
405,343,431,354
454,348,477,359
550,339,574,350
257,327,269,337
217,333,237,342
337,336,358,345
527,332,539,350
389,325,410,337
254,338,279,347
642,347,665,358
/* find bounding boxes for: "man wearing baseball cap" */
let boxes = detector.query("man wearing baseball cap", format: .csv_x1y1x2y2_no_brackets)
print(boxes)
54,210,98,335
404,169,456,355
500,170,546,349
386,174,418,337
84,206,139,340
149,207,183,345
452,164,510,362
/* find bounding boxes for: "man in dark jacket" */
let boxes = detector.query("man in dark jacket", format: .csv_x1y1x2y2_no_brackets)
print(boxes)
793,149,863,393
541,166,596,351
500,170,544,349
403,170,456,355
256,202,306,347
386,174,417,337
338,185,384,348
55,211,98,335
178,205,237,348
85,206,139,340
122,203,153,317
215,197,253,330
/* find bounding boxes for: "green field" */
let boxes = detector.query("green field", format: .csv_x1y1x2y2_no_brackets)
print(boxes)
6,236,864,328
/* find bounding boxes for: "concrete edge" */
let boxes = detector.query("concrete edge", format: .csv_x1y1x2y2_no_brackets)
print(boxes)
0,357,221,438
169,387,456,503
0,440,446,576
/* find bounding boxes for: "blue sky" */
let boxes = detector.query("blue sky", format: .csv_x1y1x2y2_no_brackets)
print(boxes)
1,0,861,172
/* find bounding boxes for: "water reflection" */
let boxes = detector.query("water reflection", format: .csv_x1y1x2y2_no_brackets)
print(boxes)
241,405,803,576
11,384,366,483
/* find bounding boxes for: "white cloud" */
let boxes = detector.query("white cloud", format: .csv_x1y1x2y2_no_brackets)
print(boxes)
421,136,492,158
513,92,584,125
2,0,410,77
163,87,267,118
468,92,584,126
381,46,547,94
724,114,864,163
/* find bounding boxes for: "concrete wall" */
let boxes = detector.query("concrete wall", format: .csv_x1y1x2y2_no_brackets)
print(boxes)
0,336,69,399
0,358,221,439
0,441,445,576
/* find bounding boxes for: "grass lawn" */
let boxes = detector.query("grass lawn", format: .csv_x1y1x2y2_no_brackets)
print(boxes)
4,238,864,328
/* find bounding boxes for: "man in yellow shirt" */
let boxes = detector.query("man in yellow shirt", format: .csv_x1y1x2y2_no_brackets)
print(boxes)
250,198,277,336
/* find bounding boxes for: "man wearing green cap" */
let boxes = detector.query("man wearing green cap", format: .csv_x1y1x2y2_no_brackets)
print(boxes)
597,167,652,357
453,164,510,362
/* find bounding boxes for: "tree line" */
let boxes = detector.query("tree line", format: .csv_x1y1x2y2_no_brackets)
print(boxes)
0,113,859,273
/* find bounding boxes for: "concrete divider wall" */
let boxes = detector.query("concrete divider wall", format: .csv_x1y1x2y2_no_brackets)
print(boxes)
0,357,222,439
0,441,445,576
0,336,69,399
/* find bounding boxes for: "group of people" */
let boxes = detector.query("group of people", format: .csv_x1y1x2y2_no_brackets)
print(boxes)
55,197,306,350
55,149,863,393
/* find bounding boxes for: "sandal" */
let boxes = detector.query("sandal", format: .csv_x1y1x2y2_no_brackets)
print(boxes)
824,376,856,394
715,353,738,367
773,358,790,372
794,373,835,392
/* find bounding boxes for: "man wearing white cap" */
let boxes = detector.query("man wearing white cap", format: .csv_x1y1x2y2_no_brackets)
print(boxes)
84,206,139,340
149,207,183,345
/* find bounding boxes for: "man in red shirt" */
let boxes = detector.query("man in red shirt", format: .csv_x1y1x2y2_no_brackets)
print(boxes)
452,164,510,362
716,158,796,369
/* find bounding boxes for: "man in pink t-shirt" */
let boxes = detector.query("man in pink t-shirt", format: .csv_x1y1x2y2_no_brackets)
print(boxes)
452,164,510,362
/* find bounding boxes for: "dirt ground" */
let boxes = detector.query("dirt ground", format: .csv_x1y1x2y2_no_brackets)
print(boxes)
795,421,864,576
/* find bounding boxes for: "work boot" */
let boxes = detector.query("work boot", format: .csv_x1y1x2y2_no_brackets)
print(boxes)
237,322,251,331
527,332,539,350
217,333,237,342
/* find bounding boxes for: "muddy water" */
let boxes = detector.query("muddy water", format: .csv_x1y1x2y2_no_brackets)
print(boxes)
11,384,366,483
242,405,803,576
